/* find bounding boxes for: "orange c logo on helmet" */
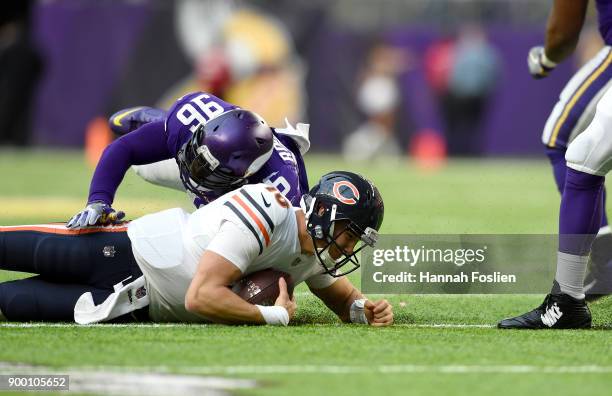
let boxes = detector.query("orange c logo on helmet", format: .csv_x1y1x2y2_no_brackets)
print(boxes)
332,181,360,205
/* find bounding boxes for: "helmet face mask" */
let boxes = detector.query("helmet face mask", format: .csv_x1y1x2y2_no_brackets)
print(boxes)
302,172,384,277
177,109,273,198
312,220,379,277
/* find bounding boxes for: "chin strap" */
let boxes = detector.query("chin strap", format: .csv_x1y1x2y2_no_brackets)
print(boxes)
300,195,316,220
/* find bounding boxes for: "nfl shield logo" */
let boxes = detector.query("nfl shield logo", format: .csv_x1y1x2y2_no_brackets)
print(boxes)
103,246,116,258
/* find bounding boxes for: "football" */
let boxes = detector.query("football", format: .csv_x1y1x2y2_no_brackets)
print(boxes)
232,269,294,306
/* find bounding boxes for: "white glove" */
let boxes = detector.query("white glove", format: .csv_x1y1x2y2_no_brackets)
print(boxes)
527,46,557,79
67,201,125,229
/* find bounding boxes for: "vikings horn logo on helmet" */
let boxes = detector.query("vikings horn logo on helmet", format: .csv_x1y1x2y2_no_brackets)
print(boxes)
332,181,360,205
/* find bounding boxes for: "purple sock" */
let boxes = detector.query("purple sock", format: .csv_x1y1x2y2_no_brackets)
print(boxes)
547,148,609,230
546,148,567,194
601,190,609,228
559,168,605,255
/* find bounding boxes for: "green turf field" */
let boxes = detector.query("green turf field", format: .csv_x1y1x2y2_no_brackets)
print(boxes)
0,149,610,395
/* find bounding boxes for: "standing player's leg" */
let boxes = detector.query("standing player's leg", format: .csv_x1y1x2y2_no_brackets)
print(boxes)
499,84,612,329
541,46,612,300
0,224,142,321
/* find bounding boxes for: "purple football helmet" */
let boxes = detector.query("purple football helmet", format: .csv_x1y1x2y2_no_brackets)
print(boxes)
177,109,273,196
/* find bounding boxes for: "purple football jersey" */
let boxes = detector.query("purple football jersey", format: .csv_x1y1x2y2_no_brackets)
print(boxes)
164,92,237,154
597,0,612,45
88,91,308,208
164,92,308,207
248,133,309,207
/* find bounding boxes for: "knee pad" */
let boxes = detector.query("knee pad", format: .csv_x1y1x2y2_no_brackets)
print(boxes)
565,115,612,176
566,86,612,175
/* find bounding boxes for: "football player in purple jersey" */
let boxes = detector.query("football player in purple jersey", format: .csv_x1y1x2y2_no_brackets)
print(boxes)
67,92,311,229
500,0,612,329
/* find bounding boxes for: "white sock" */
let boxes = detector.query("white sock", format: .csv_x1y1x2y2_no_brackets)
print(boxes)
555,251,588,299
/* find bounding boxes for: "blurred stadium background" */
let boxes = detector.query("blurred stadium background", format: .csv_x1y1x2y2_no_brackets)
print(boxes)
1,1,611,396
2,0,605,159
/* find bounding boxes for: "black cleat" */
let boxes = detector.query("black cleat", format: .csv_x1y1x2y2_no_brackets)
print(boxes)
498,293,591,329
584,233,612,302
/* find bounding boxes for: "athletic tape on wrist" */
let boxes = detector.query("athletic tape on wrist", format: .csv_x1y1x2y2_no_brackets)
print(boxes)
256,305,289,326
540,51,558,68
350,298,369,324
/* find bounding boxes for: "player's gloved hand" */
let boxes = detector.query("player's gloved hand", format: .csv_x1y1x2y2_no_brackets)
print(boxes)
527,46,557,79
364,299,394,327
274,277,297,321
66,201,125,229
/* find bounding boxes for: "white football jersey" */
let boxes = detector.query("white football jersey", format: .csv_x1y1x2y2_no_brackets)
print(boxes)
127,183,335,322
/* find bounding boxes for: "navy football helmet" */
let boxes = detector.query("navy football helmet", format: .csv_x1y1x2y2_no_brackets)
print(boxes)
177,109,273,196
301,171,384,276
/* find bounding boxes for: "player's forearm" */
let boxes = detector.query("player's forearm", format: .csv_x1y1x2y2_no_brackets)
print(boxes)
311,277,365,322
336,287,364,323
87,139,136,204
87,121,173,204
185,285,265,325
544,25,580,63
544,0,588,63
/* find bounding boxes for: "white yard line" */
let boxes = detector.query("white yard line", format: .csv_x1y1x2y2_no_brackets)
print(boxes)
65,372,254,396
0,322,495,329
2,363,610,376
175,364,612,375
0,363,255,396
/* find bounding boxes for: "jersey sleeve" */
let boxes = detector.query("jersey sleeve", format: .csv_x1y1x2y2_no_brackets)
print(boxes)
285,141,309,203
305,272,338,290
218,184,292,255
249,135,308,208
274,130,310,198
88,121,172,205
205,220,260,273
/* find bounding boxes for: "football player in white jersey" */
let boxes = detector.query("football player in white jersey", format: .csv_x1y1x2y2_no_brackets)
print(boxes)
0,172,392,327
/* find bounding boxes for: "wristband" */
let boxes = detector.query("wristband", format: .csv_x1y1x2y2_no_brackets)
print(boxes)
256,305,289,326
540,51,558,69
350,299,369,324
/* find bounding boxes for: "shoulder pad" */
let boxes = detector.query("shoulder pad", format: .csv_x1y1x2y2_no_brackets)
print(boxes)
274,118,311,155
235,184,291,223
220,184,292,253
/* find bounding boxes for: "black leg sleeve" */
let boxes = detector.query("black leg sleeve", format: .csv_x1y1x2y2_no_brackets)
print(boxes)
0,276,111,321
0,228,141,289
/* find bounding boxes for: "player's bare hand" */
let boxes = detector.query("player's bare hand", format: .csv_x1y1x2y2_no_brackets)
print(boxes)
275,277,297,320
67,201,125,229
364,299,393,327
